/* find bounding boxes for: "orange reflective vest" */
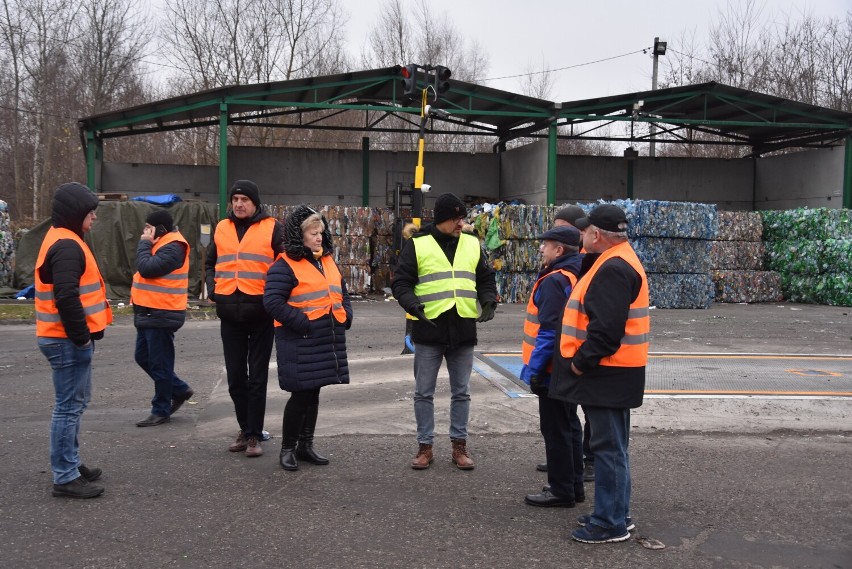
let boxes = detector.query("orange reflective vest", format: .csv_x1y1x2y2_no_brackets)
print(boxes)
35,227,113,338
213,217,276,296
130,232,190,310
560,241,649,367
274,253,346,327
522,269,577,372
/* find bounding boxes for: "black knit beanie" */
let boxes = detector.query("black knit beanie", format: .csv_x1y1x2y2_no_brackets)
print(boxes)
432,193,467,224
230,180,260,207
145,209,174,232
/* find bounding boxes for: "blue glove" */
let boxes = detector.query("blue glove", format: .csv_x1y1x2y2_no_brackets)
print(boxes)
519,364,535,386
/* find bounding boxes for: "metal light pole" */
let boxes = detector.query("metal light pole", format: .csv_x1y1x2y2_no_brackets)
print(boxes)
650,37,666,158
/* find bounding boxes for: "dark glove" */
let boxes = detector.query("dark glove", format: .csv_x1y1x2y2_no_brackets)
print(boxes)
408,303,437,328
529,374,546,392
476,302,496,323
90,330,104,341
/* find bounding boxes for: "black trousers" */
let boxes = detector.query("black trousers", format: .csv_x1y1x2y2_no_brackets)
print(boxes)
282,388,321,446
220,317,273,439
540,395,585,501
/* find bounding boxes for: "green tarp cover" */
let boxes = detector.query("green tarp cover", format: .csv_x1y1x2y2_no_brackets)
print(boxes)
15,201,218,300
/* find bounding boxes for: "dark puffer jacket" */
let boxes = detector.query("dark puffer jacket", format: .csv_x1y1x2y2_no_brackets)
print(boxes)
263,205,352,392
38,183,103,346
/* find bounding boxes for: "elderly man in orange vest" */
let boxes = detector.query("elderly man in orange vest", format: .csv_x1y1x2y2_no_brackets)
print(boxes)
205,180,285,457
35,183,113,499
131,209,194,427
550,204,650,544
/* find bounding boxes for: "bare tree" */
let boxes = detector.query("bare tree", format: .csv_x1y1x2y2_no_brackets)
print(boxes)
0,0,27,218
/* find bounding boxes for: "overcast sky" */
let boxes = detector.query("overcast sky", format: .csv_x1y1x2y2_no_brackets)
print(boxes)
343,0,851,102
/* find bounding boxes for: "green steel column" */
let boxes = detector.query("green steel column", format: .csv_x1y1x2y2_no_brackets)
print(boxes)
362,136,370,206
547,123,557,205
85,131,102,191
218,104,228,219
844,136,852,209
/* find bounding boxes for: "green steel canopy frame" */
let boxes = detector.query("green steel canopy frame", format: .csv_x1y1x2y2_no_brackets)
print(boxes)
79,68,852,212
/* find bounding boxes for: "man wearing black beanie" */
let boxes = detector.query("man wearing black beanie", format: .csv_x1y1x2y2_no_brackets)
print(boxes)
392,192,497,471
205,180,286,457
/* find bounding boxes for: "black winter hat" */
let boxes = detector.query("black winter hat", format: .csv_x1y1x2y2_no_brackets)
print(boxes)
230,180,260,207
145,209,174,232
574,204,628,233
432,193,467,224
51,182,99,233
554,204,586,227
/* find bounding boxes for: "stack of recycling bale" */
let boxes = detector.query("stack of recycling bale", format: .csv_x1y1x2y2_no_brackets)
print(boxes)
624,200,717,309
709,210,782,303
472,204,554,304
0,200,13,288
761,208,852,306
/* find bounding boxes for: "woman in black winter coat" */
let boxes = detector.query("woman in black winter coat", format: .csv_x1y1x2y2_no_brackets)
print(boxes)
263,205,352,471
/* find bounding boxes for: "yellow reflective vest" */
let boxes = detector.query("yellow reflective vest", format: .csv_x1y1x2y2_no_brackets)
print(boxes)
412,233,480,320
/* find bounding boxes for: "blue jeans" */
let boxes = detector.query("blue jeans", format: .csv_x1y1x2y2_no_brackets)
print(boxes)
412,343,473,444
540,393,584,501
584,406,632,532
135,327,190,417
38,337,94,485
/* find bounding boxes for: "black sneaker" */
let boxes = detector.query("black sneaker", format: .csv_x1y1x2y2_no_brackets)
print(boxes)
583,462,595,482
577,513,635,531
78,464,102,482
52,477,104,499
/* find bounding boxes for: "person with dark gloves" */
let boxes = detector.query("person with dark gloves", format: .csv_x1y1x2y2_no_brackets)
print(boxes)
263,206,352,471
205,180,286,458
35,183,113,499
391,192,497,471
131,209,194,427
519,225,584,509
550,204,650,544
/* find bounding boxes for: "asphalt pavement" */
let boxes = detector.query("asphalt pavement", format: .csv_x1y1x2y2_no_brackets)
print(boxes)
0,300,850,568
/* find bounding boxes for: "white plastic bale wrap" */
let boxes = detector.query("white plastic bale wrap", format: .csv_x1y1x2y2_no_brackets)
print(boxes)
0,201,13,288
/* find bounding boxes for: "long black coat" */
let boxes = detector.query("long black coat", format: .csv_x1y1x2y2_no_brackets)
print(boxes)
262,205,352,392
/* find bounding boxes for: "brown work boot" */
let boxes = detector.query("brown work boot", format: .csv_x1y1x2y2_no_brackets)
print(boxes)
245,436,263,457
228,430,247,452
411,443,434,470
451,438,475,470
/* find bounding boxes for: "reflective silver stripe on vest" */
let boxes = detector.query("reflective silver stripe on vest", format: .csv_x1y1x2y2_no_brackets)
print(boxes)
525,313,539,325
561,324,587,340
290,289,329,303
160,272,188,280
217,254,237,263
453,271,476,281
36,281,101,301
131,282,188,295
35,311,62,322
522,332,537,346
418,271,454,283
332,303,343,310
621,332,649,345
419,289,478,303
628,307,649,318
237,271,267,280
237,252,275,263
83,303,106,316
329,285,343,294
215,271,236,279
566,298,585,314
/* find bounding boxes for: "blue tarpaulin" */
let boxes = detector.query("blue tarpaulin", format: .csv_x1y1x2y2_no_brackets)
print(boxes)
130,195,183,205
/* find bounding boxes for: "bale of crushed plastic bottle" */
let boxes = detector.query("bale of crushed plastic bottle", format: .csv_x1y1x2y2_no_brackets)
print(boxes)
709,241,765,271
633,237,712,273
0,200,13,288
647,272,714,309
711,270,783,303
